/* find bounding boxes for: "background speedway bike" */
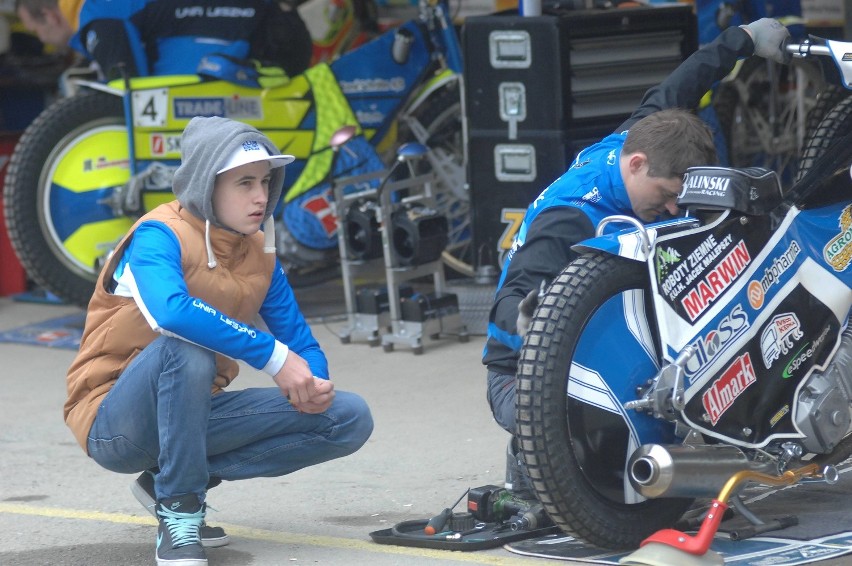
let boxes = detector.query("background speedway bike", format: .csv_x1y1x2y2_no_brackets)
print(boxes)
514,34,852,550
3,0,468,307
707,0,850,186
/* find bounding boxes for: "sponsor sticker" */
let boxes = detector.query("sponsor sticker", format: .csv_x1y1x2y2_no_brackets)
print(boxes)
823,205,852,271
769,404,790,428
681,239,751,321
301,191,338,237
748,280,764,309
683,173,731,197
746,240,801,311
661,234,737,302
656,246,682,282
82,157,130,172
684,304,750,386
702,352,757,425
760,313,804,369
173,96,262,120
781,325,831,379
339,77,406,94
149,134,182,156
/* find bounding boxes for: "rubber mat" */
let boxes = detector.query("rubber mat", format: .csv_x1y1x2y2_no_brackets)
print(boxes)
0,312,84,350
505,463,852,565
370,518,560,551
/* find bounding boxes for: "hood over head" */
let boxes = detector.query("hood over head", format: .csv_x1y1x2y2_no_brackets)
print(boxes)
172,116,294,268
172,116,293,229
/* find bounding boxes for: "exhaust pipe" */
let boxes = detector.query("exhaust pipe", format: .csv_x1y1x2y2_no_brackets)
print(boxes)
628,444,774,498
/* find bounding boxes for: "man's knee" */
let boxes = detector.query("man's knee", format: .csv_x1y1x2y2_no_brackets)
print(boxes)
158,336,217,383
333,391,373,453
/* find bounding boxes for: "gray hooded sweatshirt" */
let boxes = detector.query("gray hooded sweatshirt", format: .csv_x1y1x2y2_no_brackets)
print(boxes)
172,116,287,266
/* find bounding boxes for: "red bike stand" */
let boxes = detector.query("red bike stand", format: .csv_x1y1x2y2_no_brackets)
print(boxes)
619,500,727,565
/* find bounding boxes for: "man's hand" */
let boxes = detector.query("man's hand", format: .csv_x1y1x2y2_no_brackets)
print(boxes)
516,280,546,338
741,18,791,64
272,351,315,404
290,377,335,414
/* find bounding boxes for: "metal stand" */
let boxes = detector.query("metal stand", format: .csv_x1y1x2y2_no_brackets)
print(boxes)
333,167,389,347
332,136,468,354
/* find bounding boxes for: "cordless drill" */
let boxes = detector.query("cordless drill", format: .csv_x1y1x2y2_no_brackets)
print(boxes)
466,485,552,530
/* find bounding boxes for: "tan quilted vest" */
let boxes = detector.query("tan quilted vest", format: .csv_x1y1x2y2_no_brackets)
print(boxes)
64,201,274,452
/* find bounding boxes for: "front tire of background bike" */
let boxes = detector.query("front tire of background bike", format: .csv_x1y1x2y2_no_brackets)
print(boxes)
796,95,852,181
3,91,128,307
516,253,692,550
404,85,473,278
713,57,826,186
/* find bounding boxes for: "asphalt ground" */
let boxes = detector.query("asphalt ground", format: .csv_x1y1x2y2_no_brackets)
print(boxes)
0,280,553,566
4,280,851,566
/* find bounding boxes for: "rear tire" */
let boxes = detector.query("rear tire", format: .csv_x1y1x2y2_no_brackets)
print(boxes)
516,253,692,549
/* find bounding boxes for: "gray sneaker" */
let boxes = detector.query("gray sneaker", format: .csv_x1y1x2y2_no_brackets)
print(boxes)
133,471,230,548
155,494,207,566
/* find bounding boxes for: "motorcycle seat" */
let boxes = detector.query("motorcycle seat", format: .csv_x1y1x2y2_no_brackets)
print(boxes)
679,166,782,216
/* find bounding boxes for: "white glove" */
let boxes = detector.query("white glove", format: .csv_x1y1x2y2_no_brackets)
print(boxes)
516,280,546,338
741,18,791,64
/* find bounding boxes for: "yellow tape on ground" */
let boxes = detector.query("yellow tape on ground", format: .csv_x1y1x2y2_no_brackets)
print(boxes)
0,502,541,564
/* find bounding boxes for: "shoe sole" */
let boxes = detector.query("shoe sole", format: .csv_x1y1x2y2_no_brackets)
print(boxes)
134,479,230,548
155,555,208,566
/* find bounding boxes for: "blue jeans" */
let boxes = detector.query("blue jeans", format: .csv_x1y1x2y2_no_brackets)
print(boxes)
486,370,516,434
87,336,373,501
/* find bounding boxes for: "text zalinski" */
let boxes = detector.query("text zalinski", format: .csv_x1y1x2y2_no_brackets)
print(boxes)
684,175,731,193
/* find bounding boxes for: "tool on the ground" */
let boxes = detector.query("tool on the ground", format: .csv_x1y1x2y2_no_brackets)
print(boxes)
466,484,552,530
371,484,560,551
424,488,470,534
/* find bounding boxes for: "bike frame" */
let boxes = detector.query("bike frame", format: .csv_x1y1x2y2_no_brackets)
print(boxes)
48,0,463,272
569,36,852,451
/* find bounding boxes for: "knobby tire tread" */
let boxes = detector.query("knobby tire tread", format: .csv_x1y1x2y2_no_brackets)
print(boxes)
797,95,852,181
4,90,125,306
516,253,691,549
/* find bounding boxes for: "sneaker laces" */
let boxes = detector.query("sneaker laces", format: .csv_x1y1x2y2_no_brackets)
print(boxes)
159,505,205,548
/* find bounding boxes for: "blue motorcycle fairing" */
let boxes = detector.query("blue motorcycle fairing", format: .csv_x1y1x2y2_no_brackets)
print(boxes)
569,285,678,500
283,135,386,249
573,216,700,262
330,21,432,144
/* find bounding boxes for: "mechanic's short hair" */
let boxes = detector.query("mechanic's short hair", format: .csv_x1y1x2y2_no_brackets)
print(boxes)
623,108,718,179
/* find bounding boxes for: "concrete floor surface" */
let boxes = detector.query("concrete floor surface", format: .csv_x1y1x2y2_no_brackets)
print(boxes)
0,289,547,566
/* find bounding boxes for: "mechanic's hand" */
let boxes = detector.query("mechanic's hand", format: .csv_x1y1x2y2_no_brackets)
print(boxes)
516,280,546,338
290,377,335,414
741,18,791,64
272,351,315,404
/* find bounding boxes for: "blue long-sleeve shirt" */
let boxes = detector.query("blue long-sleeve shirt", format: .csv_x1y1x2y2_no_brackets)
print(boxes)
112,220,328,378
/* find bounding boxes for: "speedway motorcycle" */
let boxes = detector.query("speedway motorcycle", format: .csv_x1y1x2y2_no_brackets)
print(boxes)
3,0,467,307
516,36,852,558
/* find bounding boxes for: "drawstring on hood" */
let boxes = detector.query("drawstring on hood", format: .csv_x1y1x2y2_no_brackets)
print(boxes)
205,219,217,268
262,216,276,254
172,116,293,269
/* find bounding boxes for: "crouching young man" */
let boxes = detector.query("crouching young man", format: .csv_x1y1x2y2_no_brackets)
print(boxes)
65,116,373,565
